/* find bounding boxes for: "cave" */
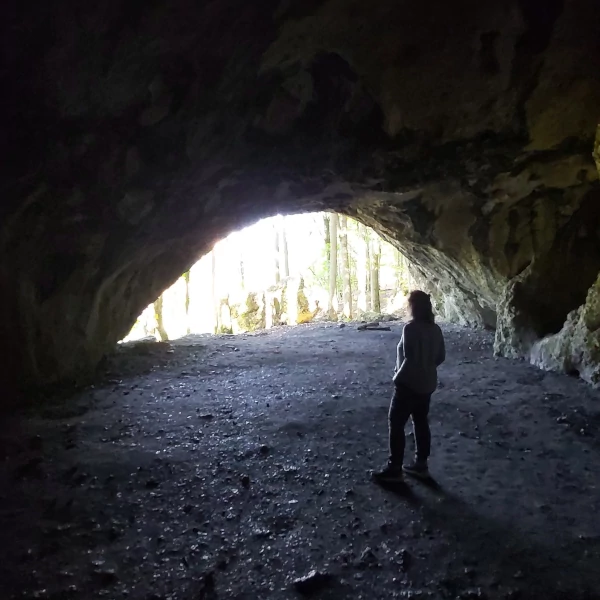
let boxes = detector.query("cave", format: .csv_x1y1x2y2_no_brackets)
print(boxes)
2,0,599,395
1,0,600,597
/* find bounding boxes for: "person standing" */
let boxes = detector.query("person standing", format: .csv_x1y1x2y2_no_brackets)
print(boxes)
374,290,445,483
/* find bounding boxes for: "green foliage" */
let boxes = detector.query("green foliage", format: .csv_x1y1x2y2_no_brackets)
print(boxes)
307,252,330,290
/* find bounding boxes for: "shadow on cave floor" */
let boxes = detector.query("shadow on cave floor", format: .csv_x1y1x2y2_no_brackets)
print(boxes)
1,323,600,599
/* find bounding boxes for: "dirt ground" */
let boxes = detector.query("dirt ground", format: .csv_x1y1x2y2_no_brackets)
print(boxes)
1,322,599,600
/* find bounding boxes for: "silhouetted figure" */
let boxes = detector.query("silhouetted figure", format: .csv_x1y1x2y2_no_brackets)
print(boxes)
374,290,445,483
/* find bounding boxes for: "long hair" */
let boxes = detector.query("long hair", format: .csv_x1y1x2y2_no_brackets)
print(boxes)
408,290,434,323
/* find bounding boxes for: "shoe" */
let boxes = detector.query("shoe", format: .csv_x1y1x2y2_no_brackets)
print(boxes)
402,461,430,479
372,465,404,484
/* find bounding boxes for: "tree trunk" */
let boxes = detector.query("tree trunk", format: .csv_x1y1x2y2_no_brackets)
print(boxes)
153,295,168,341
239,258,245,290
370,237,381,314
183,270,191,334
394,248,404,294
281,217,290,278
274,221,281,284
339,215,352,318
328,213,338,316
211,250,219,334
323,214,331,303
356,223,368,312
364,226,372,311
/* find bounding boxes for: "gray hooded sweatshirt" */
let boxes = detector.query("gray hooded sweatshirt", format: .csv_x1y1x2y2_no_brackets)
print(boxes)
393,320,446,395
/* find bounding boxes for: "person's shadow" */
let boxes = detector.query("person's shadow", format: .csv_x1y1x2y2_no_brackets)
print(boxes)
378,477,600,600
374,473,443,502
409,473,443,492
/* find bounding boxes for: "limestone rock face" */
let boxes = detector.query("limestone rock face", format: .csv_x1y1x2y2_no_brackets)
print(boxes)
237,293,267,333
530,274,600,386
228,277,317,332
1,0,599,392
494,188,600,358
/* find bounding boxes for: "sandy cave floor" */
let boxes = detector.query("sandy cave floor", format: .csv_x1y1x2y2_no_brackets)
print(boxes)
1,322,600,600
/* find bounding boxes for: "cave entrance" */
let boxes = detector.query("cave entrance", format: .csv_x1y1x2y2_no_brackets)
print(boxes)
121,212,412,343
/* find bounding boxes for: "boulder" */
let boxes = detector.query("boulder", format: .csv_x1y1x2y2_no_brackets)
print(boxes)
237,292,266,333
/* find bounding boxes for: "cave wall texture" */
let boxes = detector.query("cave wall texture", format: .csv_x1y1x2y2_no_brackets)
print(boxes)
1,0,599,393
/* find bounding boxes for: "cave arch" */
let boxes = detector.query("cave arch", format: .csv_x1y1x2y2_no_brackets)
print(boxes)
1,0,600,393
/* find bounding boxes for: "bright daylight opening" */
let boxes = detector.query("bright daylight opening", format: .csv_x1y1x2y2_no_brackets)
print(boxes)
122,212,412,342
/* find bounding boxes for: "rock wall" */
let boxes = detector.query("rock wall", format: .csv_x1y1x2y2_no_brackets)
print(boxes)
1,0,600,392
530,273,600,386
219,277,318,334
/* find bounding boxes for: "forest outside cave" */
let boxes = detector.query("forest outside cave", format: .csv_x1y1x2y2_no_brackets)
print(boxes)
123,213,414,344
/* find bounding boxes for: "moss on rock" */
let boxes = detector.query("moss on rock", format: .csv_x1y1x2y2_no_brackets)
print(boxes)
238,292,266,332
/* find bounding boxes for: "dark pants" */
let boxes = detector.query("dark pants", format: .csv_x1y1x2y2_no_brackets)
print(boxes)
389,382,432,466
